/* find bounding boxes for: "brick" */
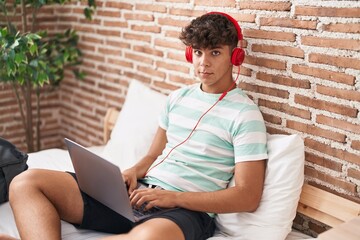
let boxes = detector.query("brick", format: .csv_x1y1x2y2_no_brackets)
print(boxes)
317,85,360,102
257,72,310,89
133,45,164,58
323,23,360,34
107,58,134,68
262,112,282,125
238,66,252,76
74,25,95,33
244,29,296,42
137,66,166,79
169,74,197,85
131,25,161,33
252,44,304,58
348,168,360,181
156,0,189,3
124,71,152,83
123,33,151,43
352,140,360,151
306,152,342,172
239,83,290,99
309,53,360,70
81,36,104,44
260,17,317,30
292,65,355,86
305,166,357,193
266,126,289,135
106,40,131,49
96,29,121,37
244,55,286,70
295,6,360,18
158,17,189,27
105,2,133,9
302,36,360,51
154,39,184,50
97,64,121,74
98,47,122,56
308,221,328,235
82,53,105,63
287,120,346,143
156,61,189,73
165,30,182,39
239,1,291,11
153,80,180,91
103,20,128,28
194,0,235,7
169,8,205,17
168,52,186,62
124,13,154,22
96,10,121,18
235,13,256,23
317,115,360,134
305,138,360,165
77,43,95,52
79,18,101,25
135,4,167,13
295,95,358,118
258,99,311,120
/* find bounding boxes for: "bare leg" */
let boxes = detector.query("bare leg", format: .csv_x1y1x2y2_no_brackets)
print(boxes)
9,169,84,240
0,234,18,240
101,218,185,240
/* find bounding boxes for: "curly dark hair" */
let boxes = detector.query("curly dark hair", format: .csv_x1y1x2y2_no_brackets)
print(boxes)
179,13,239,50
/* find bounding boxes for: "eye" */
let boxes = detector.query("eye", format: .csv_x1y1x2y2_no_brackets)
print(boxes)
194,49,202,56
212,50,220,56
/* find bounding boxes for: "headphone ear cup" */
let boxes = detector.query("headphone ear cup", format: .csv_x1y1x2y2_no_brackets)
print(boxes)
231,48,245,66
185,46,193,63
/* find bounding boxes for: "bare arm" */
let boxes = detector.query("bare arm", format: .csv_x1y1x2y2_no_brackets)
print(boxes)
174,160,266,213
131,159,266,213
122,127,167,192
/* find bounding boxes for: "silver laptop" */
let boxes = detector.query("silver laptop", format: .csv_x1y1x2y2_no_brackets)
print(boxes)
65,138,169,222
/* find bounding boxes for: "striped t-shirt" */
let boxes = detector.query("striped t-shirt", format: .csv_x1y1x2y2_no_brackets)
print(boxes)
143,83,268,193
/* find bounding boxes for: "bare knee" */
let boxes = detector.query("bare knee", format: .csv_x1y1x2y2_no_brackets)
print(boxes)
126,226,158,240
126,219,184,240
9,169,42,203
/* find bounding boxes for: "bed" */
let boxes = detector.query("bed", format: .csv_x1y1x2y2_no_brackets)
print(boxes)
3,80,358,239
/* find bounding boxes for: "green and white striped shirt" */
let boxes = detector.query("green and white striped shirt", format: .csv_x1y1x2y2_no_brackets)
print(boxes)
143,83,268,193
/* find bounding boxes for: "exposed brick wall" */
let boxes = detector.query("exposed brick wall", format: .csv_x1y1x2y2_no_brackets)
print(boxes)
1,0,359,235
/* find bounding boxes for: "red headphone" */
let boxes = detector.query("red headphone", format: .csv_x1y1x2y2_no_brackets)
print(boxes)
185,12,245,66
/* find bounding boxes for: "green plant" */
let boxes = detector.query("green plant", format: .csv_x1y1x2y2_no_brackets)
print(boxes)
0,0,96,152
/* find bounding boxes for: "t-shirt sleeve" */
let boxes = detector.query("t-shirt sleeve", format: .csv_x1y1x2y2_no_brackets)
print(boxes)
232,105,268,163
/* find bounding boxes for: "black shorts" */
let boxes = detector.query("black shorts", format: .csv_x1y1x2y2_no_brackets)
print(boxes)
68,172,215,240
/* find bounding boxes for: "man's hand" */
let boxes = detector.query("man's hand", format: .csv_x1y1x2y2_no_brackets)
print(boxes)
122,168,138,194
129,188,179,210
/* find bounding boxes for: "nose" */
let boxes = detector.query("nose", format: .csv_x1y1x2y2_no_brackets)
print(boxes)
200,53,210,67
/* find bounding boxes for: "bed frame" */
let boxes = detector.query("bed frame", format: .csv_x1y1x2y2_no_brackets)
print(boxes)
103,108,360,234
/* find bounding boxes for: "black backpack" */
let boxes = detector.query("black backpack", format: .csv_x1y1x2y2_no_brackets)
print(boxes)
0,137,28,203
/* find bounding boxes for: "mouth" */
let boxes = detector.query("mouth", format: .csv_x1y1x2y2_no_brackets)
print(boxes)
198,71,213,76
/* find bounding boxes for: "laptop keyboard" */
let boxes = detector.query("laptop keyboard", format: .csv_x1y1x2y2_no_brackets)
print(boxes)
133,203,162,218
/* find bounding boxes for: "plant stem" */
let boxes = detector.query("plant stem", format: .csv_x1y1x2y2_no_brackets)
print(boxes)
20,0,27,32
31,7,39,32
11,82,27,136
21,79,34,152
36,85,40,151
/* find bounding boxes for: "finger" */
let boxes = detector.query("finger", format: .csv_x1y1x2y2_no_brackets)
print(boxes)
127,178,138,194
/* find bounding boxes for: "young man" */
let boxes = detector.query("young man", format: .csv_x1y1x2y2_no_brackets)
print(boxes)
4,12,267,240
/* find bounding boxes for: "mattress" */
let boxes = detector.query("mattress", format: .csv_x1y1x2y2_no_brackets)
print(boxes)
0,147,315,240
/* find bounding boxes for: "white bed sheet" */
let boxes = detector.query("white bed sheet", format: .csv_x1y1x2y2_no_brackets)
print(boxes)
0,147,315,240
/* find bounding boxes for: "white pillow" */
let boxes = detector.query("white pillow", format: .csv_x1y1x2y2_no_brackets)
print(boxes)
210,134,305,240
102,80,167,170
